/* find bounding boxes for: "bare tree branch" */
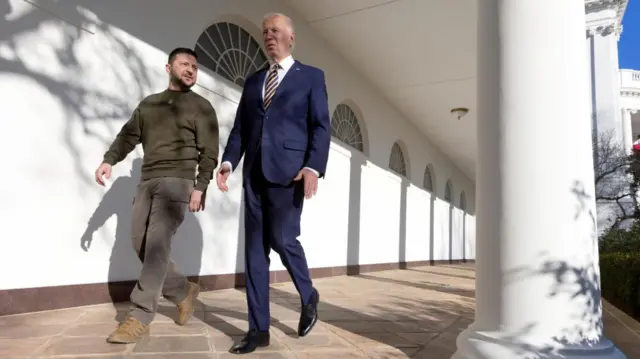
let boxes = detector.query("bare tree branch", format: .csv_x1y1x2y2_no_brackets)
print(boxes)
593,130,639,229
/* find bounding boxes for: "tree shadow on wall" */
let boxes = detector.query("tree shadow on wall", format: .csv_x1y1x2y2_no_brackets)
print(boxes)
0,1,161,186
487,181,619,358
80,158,203,310
1,1,237,190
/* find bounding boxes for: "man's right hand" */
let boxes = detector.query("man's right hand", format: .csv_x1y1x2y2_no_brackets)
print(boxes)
216,163,231,192
95,163,112,186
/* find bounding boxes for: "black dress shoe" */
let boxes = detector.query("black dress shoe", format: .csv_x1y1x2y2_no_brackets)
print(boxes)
298,288,319,337
228,330,270,354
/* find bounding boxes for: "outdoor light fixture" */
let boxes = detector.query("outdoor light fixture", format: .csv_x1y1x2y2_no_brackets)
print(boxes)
450,107,469,120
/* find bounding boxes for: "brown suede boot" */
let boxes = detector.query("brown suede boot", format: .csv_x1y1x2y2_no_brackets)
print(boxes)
176,281,200,325
106,316,149,344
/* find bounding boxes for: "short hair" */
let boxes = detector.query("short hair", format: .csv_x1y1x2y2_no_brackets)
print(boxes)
264,13,295,33
262,12,295,49
168,47,197,64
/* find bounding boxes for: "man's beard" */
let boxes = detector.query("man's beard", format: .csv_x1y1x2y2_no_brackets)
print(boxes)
170,71,193,89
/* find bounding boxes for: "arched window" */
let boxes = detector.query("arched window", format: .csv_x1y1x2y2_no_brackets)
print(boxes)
194,22,268,87
460,191,467,211
423,165,433,191
330,104,364,152
389,142,407,177
445,180,453,202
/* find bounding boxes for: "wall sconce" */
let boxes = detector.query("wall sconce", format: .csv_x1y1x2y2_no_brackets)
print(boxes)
451,107,469,120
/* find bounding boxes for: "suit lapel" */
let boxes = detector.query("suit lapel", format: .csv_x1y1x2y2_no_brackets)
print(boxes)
254,67,268,111
268,61,301,110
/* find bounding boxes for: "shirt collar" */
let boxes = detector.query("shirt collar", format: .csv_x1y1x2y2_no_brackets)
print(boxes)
269,55,295,71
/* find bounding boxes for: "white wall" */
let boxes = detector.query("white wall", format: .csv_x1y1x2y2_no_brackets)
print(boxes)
0,0,475,290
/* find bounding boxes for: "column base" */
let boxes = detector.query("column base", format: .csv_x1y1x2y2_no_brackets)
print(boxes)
451,326,627,359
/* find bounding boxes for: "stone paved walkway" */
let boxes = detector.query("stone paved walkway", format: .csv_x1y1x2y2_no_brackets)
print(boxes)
1,264,638,358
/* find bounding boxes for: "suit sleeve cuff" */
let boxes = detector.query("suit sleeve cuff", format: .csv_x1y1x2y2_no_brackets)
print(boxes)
222,161,233,172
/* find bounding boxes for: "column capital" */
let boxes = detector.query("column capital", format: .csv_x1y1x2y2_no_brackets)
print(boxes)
586,24,620,38
585,0,628,40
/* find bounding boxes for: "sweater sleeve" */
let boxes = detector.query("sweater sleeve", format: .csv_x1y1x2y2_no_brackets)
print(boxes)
194,102,220,192
103,107,142,166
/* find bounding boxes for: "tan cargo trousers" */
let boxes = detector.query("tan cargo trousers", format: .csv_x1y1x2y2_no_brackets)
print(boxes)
128,177,193,324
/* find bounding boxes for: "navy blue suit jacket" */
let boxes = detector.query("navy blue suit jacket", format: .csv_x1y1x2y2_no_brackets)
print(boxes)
221,60,331,186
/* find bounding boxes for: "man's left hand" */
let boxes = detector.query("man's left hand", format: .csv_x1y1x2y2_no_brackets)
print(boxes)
189,189,206,212
293,168,318,199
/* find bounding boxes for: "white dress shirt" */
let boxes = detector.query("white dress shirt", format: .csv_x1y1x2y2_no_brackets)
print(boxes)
221,55,319,177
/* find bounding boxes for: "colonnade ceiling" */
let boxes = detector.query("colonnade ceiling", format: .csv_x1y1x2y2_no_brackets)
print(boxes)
286,0,478,179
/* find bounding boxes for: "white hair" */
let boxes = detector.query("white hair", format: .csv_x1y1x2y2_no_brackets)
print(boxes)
263,12,295,33
263,12,295,50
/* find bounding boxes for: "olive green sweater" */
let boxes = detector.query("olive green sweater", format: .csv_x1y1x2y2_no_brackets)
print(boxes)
103,89,219,191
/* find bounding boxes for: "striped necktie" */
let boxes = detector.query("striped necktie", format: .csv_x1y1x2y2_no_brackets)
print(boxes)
263,64,280,109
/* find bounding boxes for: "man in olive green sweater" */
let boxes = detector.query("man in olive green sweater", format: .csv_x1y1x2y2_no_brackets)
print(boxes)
93,47,219,344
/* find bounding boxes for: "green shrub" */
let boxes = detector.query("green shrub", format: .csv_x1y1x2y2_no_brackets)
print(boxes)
600,252,640,319
599,221,640,254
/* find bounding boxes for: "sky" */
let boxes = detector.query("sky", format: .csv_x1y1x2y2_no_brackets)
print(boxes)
620,0,640,70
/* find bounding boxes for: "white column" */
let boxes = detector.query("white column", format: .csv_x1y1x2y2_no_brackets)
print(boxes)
623,109,634,152
452,1,626,358
588,20,623,143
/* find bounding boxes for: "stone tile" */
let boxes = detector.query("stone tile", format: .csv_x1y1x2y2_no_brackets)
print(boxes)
62,321,208,338
281,332,353,351
218,351,295,358
209,334,244,352
79,307,125,323
292,349,367,358
133,335,211,353
203,311,246,322
323,320,388,334
0,338,51,357
63,322,118,337
362,346,422,358
270,321,330,338
339,331,419,350
395,332,439,346
130,355,216,359
375,320,445,333
150,322,209,336
317,310,362,322
205,319,248,336
39,336,132,356
271,309,304,321
0,308,84,326
0,323,67,339
411,343,455,359
209,331,287,353
427,330,459,350
9,265,640,359
200,299,247,312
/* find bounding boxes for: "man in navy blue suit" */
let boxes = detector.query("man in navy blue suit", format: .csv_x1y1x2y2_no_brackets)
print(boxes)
216,12,331,355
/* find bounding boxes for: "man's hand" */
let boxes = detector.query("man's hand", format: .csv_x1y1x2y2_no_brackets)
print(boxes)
293,168,319,199
189,189,205,212
216,163,231,192
94,163,112,186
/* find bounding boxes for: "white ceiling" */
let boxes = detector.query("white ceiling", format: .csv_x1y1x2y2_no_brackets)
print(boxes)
285,0,478,179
